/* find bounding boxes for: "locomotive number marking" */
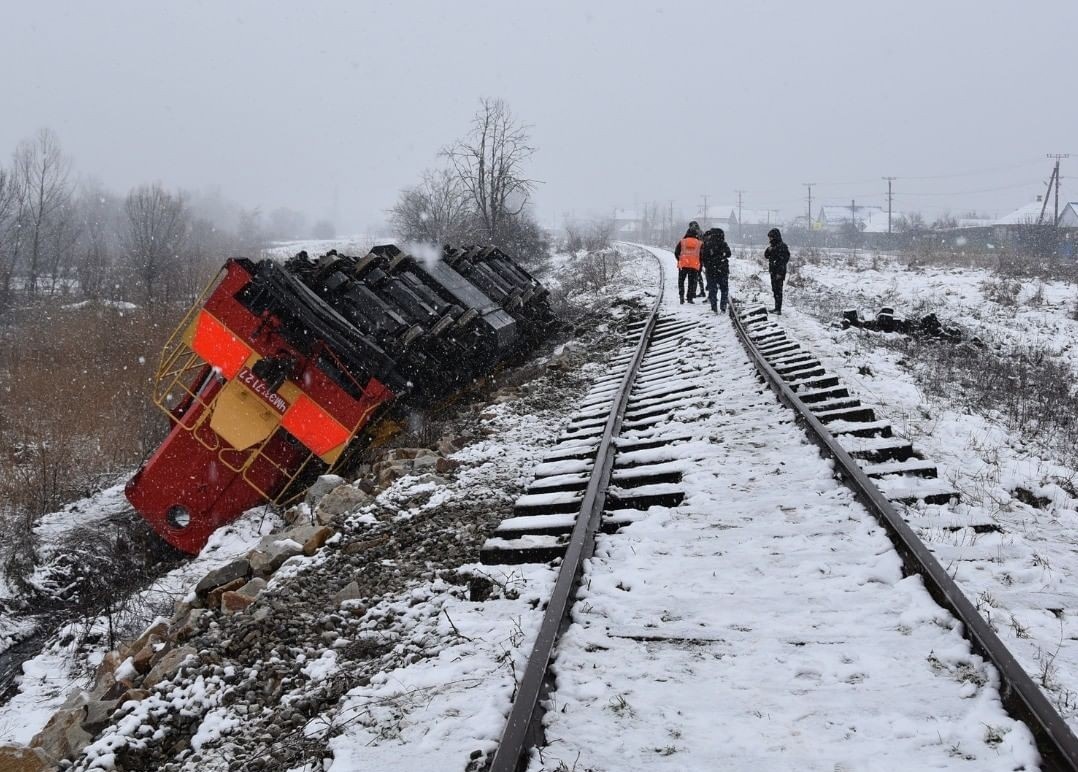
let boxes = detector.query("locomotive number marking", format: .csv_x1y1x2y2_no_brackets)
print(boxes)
238,367,289,414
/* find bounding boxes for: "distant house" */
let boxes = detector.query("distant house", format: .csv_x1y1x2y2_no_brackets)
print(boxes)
817,204,885,232
693,207,737,232
1058,202,1078,227
733,208,782,227
995,199,1056,226
861,209,904,233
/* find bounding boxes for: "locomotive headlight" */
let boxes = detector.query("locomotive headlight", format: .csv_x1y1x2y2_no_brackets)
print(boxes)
166,505,192,529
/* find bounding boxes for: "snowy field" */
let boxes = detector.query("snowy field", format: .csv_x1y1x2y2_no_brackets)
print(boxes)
263,236,395,261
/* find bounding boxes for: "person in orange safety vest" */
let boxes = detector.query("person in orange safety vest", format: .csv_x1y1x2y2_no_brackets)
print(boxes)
674,221,703,304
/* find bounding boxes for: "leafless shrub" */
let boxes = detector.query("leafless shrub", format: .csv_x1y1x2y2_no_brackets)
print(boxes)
564,219,614,253
893,335,1078,466
389,167,476,246
980,276,1021,306
563,248,621,293
0,302,171,582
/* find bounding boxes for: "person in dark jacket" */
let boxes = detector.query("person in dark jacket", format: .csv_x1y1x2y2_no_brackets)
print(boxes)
700,227,732,313
673,221,703,304
764,227,790,314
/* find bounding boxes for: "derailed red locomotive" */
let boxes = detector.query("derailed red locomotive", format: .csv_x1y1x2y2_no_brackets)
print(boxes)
126,244,553,554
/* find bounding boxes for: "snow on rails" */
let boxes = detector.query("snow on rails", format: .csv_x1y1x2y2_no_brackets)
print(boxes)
477,245,1078,771
125,244,554,554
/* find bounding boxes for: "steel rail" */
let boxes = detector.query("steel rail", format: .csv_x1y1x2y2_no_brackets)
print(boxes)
488,248,665,772
729,299,1078,771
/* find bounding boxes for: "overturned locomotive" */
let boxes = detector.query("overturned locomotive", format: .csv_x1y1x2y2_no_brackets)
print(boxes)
126,244,554,554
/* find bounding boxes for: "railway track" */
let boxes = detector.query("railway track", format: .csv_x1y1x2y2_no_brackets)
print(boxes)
479,244,1078,771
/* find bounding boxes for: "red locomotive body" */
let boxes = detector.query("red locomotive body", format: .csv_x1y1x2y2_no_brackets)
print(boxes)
127,245,553,555
126,259,395,554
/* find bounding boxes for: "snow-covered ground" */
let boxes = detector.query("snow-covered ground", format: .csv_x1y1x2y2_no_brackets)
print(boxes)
730,249,1078,730
0,504,281,745
263,236,394,261
1,247,645,770
7,242,1077,769
527,246,1036,769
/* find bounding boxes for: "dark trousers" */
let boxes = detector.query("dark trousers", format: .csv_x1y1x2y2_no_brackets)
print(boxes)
706,272,729,311
770,272,785,311
678,268,699,301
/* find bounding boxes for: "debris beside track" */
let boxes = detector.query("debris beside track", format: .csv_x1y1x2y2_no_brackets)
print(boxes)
840,306,982,345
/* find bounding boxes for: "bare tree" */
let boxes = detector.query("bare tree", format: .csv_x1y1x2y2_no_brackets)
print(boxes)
0,165,23,309
267,206,308,242
74,182,124,300
236,207,266,255
443,98,537,243
44,209,81,295
13,129,72,293
389,167,475,245
564,218,615,253
123,184,189,304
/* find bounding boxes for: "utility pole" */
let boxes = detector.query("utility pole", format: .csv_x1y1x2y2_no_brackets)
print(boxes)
850,199,858,231
802,183,814,229
1046,154,1069,226
882,176,896,234
735,189,746,241
700,194,710,224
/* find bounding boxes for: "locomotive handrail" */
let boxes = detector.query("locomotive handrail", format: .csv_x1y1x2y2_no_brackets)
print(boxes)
153,266,228,401
489,246,664,772
729,299,1078,771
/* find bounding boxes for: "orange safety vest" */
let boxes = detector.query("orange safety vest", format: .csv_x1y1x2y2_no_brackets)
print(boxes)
677,237,702,270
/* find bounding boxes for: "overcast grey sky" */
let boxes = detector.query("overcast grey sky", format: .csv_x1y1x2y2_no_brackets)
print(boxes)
1,0,1074,232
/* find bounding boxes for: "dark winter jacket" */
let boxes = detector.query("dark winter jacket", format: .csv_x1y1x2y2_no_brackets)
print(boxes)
765,240,790,275
700,228,731,277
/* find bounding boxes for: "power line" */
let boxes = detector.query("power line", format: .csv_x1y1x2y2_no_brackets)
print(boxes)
894,180,1043,197
896,158,1045,181
806,157,1045,188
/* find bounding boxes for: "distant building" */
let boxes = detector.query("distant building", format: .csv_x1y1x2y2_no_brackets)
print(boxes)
956,217,995,229
861,209,904,233
994,199,1055,226
734,208,782,227
817,204,885,232
1057,202,1078,227
690,208,737,232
